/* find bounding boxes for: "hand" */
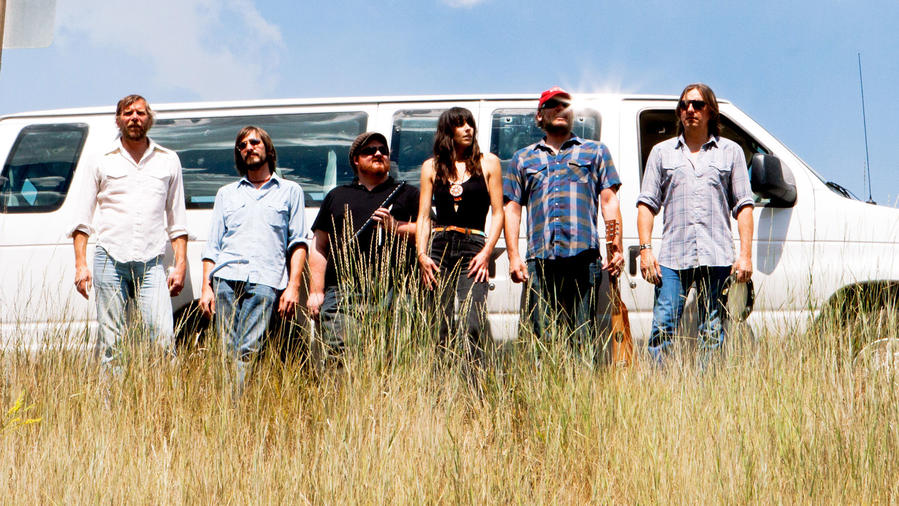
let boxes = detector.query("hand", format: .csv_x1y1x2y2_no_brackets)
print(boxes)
74,264,92,299
167,263,186,296
602,250,624,277
371,207,396,233
198,284,215,318
640,249,662,285
467,248,491,283
307,291,324,319
731,255,753,283
278,284,300,318
419,253,440,289
508,254,528,284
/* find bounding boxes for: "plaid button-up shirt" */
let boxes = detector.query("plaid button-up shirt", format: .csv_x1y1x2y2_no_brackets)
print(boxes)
637,135,754,270
504,135,621,260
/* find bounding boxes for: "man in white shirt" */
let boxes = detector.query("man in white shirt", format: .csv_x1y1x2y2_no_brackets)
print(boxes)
70,94,188,365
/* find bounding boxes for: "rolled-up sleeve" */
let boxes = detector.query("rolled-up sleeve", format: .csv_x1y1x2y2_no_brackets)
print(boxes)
503,153,525,205
287,185,309,252
729,146,754,217
637,145,663,214
166,155,188,240
202,189,226,264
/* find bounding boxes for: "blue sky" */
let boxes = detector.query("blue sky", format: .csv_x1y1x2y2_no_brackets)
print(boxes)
2,0,897,205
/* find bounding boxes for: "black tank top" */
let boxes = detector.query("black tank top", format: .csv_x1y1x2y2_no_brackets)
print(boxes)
433,174,490,231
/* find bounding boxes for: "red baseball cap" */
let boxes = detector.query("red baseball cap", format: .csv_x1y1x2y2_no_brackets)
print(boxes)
538,86,572,108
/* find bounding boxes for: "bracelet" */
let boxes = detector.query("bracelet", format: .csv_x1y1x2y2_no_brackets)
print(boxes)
639,244,652,251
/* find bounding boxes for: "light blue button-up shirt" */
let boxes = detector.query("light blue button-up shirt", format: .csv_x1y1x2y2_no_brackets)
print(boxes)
202,174,308,290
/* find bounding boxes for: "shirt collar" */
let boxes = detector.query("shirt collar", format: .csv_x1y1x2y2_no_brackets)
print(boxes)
349,175,397,192
675,134,719,150
238,172,281,188
534,134,583,153
105,136,163,158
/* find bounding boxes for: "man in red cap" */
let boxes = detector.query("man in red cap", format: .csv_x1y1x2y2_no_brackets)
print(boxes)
503,86,624,357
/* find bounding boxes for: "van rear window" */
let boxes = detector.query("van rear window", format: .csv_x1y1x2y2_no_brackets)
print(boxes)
151,112,368,208
490,109,601,166
0,124,88,213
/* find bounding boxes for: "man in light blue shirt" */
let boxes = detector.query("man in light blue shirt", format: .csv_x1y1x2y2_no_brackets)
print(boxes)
199,126,308,390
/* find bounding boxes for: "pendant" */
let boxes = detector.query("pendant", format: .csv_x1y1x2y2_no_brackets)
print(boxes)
449,183,463,213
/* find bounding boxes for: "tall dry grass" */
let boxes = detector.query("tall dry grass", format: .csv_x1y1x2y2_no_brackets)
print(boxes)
2,290,898,504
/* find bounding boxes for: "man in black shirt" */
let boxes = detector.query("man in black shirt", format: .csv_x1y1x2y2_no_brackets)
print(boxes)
307,132,419,359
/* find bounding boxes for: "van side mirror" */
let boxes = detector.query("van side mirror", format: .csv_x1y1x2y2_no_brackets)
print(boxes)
750,153,796,207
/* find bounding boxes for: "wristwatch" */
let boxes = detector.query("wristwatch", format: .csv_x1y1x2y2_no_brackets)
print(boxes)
639,244,652,251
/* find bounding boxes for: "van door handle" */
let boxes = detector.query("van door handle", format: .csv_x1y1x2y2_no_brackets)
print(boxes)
628,246,641,276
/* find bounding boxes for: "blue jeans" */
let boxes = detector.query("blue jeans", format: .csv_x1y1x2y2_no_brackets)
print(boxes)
521,249,611,353
213,278,278,386
93,246,173,365
429,231,491,365
648,265,731,365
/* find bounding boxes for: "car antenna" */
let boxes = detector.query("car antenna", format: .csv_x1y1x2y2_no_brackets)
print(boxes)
858,52,876,205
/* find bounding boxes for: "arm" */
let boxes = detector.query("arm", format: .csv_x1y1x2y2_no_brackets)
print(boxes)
167,235,187,296
599,186,623,276
306,229,330,318
503,200,527,283
198,259,216,317
637,203,661,285
279,244,308,318
733,205,754,282
73,231,92,299
468,153,505,282
416,159,439,288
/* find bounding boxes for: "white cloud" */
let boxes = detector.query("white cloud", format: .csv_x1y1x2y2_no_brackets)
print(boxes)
442,0,489,8
56,0,285,99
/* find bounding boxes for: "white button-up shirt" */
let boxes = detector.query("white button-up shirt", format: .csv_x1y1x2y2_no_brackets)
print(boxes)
70,137,188,263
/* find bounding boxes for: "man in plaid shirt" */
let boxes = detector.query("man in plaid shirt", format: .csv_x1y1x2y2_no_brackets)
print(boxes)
503,86,624,353
637,83,754,366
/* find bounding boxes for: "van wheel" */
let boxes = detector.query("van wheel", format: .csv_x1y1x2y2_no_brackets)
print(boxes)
174,301,210,349
817,283,899,359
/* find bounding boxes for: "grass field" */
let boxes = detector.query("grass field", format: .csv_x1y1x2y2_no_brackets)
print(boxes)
2,298,898,504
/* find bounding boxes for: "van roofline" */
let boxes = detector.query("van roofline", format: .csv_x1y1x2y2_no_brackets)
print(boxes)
0,92,728,120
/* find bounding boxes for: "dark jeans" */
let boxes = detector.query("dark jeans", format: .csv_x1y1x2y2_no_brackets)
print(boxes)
318,285,394,359
429,231,491,365
521,249,612,356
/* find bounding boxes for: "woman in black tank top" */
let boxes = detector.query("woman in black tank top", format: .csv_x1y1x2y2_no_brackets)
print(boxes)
416,108,504,375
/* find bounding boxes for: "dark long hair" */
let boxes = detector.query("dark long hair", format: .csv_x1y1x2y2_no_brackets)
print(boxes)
675,83,721,138
432,107,482,184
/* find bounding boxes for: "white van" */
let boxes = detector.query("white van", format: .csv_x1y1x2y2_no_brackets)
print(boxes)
1,94,897,348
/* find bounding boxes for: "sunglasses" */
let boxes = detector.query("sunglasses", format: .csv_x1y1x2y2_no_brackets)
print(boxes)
541,99,571,110
678,99,707,111
359,145,389,157
237,138,262,150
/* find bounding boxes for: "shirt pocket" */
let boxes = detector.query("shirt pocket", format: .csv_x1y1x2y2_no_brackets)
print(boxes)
143,171,170,198
566,157,593,183
264,202,289,234
223,201,248,230
706,161,732,189
523,163,548,195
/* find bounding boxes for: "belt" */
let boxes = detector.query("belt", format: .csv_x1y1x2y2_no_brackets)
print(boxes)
432,226,486,237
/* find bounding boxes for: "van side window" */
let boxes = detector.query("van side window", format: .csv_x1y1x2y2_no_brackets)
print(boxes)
151,112,368,208
490,109,601,166
390,109,444,185
638,109,769,180
0,124,88,213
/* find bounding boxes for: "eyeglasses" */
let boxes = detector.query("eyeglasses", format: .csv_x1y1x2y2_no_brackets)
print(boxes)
237,138,262,150
541,99,571,110
678,100,707,111
359,145,389,157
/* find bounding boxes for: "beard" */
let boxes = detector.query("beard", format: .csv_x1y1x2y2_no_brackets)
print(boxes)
118,122,148,141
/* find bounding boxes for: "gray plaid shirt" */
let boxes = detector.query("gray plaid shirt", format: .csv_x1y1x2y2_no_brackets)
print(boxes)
637,135,753,270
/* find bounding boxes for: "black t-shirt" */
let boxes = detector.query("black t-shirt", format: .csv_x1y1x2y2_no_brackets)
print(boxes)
312,177,420,288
